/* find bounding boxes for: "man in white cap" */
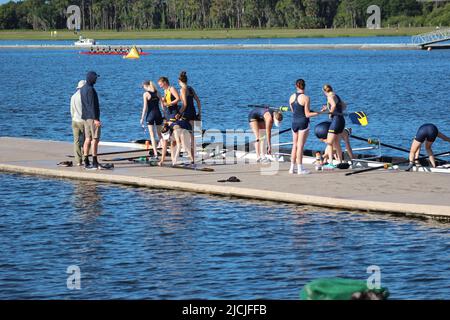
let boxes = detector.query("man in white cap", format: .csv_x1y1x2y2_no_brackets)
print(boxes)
70,80,86,166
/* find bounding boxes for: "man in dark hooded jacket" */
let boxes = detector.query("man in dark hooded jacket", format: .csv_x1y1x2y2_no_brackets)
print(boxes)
81,71,101,169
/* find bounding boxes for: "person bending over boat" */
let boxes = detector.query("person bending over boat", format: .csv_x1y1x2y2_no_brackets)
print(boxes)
80,71,101,169
314,121,354,167
289,79,322,175
248,107,283,163
140,80,163,159
158,120,194,166
178,71,202,161
172,119,194,165
322,84,347,169
406,123,450,171
158,76,180,123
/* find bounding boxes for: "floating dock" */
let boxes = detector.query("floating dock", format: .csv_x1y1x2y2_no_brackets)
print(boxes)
1,137,449,220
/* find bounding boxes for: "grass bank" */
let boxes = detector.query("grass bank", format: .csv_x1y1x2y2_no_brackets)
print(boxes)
0,27,437,40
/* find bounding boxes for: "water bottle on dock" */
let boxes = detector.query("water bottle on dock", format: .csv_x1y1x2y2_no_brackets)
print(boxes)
315,152,323,171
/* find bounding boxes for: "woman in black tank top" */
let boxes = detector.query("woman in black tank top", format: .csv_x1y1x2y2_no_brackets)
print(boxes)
178,71,202,162
322,84,347,169
140,80,163,159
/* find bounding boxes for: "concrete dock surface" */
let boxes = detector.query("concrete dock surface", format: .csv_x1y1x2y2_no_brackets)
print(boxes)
1,137,449,219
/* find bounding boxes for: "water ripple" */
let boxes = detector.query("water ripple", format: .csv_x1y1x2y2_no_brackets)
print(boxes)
0,173,448,299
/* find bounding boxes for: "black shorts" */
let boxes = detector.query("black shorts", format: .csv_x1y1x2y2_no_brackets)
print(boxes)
415,123,438,143
182,112,197,121
146,113,163,126
328,116,345,134
292,118,310,133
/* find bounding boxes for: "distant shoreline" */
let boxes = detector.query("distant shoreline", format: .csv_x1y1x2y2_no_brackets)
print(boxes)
0,27,438,40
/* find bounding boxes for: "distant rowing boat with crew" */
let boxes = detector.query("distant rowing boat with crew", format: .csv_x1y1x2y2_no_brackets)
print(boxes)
79,50,150,56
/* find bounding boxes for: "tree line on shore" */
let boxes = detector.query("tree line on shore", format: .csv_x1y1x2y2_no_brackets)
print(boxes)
0,0,449,31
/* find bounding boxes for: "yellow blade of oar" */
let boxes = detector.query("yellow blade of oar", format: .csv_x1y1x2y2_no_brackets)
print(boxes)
354,111,368,126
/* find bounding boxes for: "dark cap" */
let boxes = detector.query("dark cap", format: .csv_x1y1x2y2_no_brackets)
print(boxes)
86,71,100,85
87,71,99,78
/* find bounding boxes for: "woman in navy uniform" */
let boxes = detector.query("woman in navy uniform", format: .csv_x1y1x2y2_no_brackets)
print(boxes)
248,107,283,163
288,79,322,174
140,80,163,159
406,124,450,170
322,84,347,169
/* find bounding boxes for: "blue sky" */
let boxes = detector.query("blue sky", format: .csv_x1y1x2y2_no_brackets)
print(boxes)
0,0,16,4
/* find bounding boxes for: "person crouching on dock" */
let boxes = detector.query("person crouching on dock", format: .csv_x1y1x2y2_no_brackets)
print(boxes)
158,120,194,166
314,121,354,169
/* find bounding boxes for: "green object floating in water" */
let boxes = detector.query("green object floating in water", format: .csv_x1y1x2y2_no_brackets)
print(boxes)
300,278,389,300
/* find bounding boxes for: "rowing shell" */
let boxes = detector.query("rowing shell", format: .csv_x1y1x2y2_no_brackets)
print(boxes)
351,159,450,173
79,51,150,56
99,141,450,174
131,158,214,172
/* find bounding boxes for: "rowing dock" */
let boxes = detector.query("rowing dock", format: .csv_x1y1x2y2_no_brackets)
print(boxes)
1,137,450,220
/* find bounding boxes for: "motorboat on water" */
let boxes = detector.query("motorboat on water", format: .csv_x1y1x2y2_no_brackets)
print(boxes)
74,36,96,46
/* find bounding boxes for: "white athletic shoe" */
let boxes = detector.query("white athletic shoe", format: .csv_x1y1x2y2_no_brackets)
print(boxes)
298,169,311,175
257,157,270,164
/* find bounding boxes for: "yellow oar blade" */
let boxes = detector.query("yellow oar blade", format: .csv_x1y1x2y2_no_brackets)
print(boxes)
349,111,368,126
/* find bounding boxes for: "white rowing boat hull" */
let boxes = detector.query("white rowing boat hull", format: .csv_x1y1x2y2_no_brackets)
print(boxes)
99,141,450,174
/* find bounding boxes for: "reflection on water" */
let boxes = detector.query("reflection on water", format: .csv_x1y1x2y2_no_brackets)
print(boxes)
72,182,103,221
0,173,448,299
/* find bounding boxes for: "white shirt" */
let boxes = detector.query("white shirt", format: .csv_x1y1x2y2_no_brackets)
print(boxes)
70,89,83,122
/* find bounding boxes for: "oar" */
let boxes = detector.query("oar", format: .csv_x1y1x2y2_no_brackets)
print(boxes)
348,111,368,126
255,127,291,143
345,150,450,176
104,155,154,162
248,104,289,112
350,134,447,163
67,148,150,158
323,111,368,126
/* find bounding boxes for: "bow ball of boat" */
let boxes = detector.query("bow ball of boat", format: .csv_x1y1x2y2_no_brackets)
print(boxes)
0,136,449,220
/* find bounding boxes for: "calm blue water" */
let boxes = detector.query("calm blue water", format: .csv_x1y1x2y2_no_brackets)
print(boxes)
0,36,415,46
0,173,448,299
0,38,449,299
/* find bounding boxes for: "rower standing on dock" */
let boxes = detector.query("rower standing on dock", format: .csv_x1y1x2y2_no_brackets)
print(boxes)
158,77,180,123
248,107,283,163
178,71,202,160
406,123,450,171
70,80,86,166
289,79,322,175
322,84,347,169
81,71,101,169
140,80,163,159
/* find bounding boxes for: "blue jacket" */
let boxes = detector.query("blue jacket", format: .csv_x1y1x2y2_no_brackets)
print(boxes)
81,72,100,120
